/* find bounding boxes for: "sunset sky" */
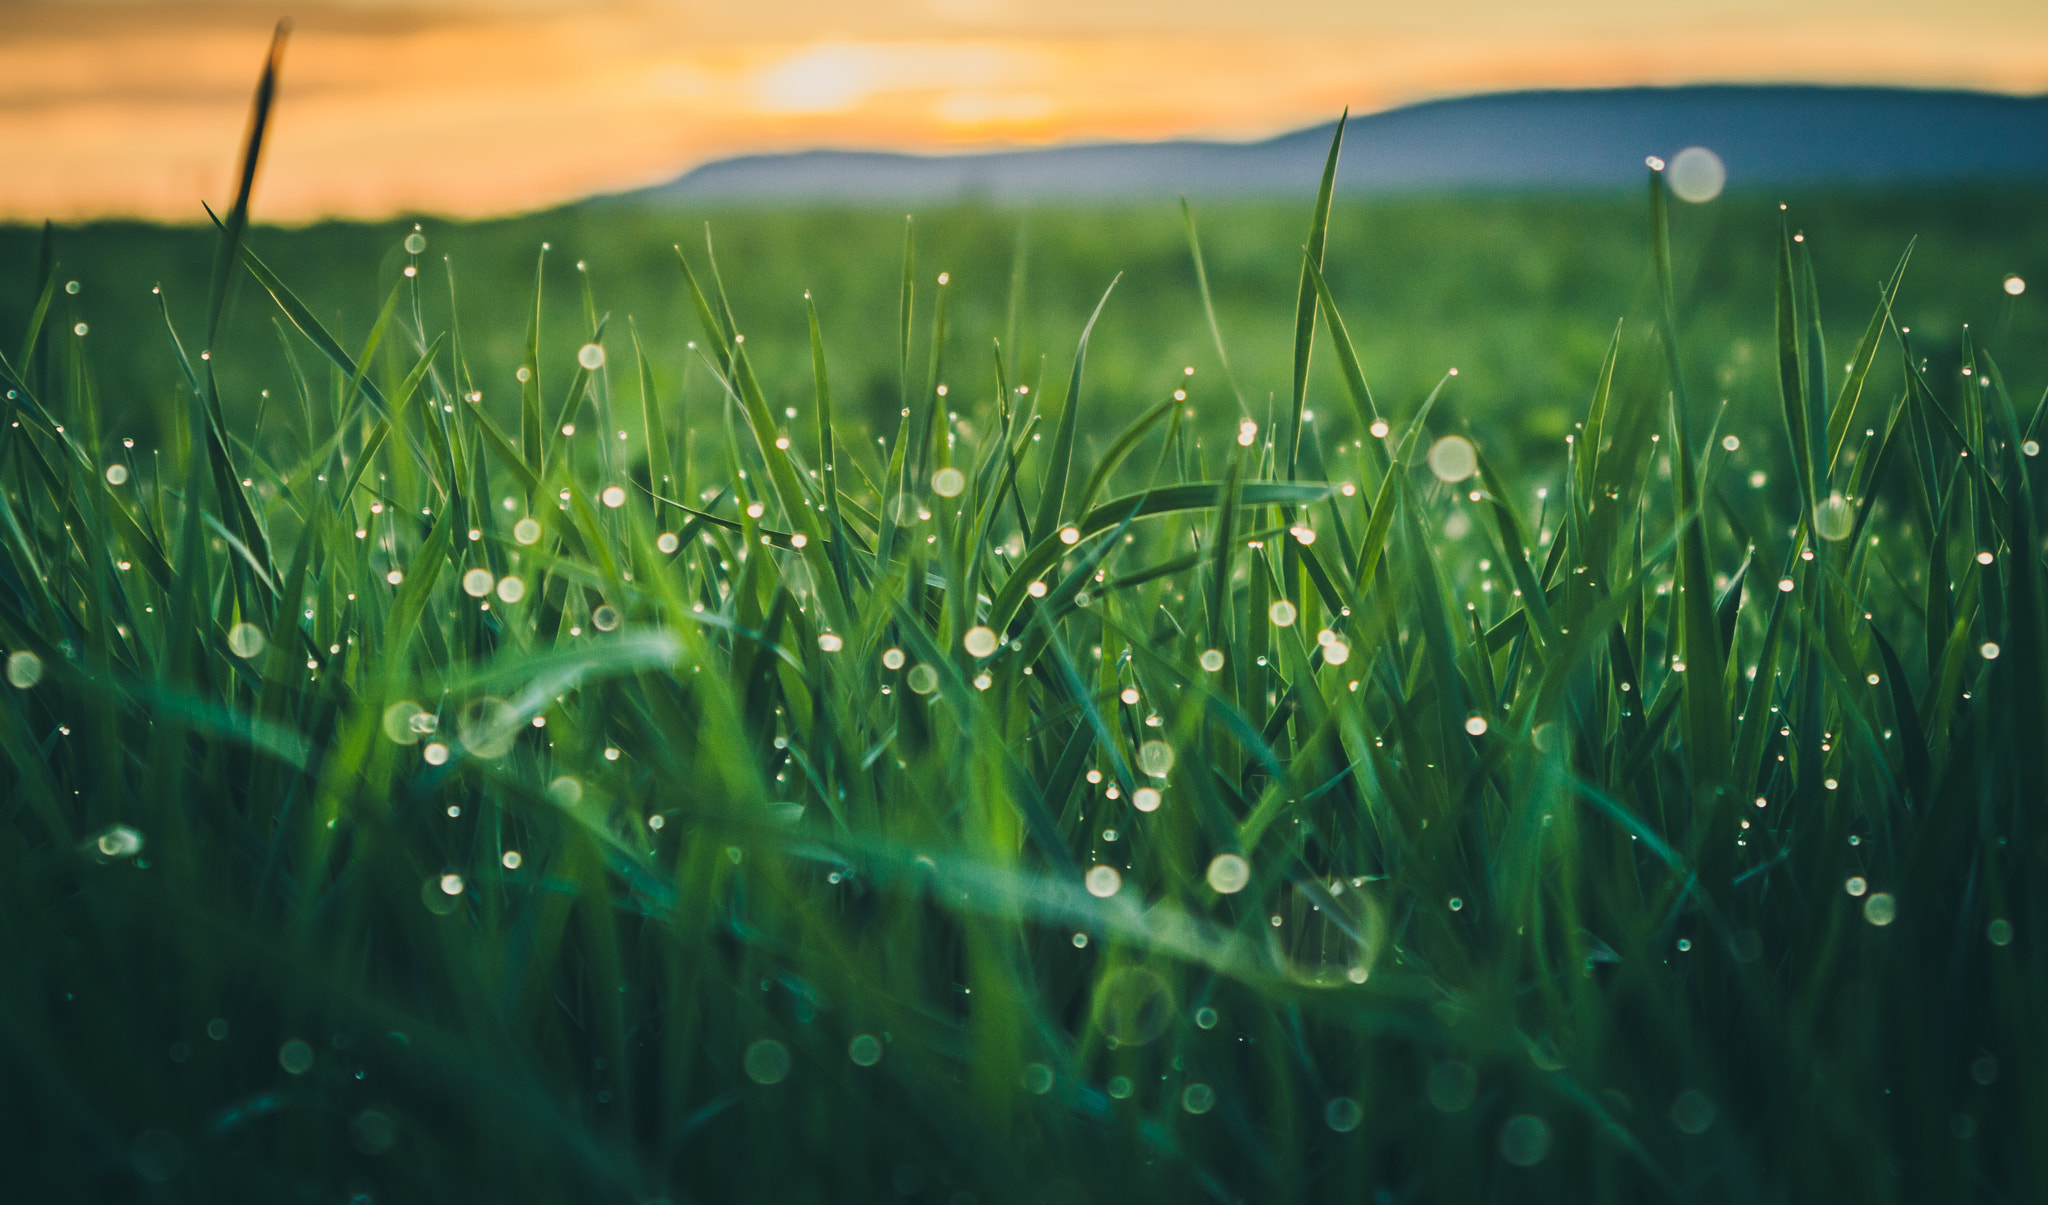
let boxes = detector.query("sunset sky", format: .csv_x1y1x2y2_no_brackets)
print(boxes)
6,0,2048,224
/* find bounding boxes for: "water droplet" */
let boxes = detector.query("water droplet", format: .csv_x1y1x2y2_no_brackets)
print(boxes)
227,623,266,659
516,366,532,383
1107,1075,1133,1099
2006,275,2026,296
496,576,527,604
1132,787,1161,812
744,1039,790,1084
882,648,906,670
1845,876,1868,896
105,463,129,486
1814,493,1855,541
1464,716,1488,737
403,233,426,254
1058,526,1080,546
13,651,50,688
1268,599,1298,627
964,626,998,657
1194,1006,1218,1029
848,1034,883,1066
279,1038,315,1075
1072,931,1089,948
931,467,966,498
1137,740,1175,777
1428,436,1476,482
657,531,681,553
577,344,606,371
1199,649,1225,672
906,664,939,695
1021,1063,1054,1094
1097,966,1173,1046
1980,642,2001,661
1667,146,1726,202
502,850,522,870
1670,1089,1716,1134
1988,918,2014,945
1325,1097,1364,1132
73,323,89,337
818,633,844,652
423,742,450,765
1181,1083,1216,1114
593,605,621,632
1862,893,1898,926
513,518,542,545
602,485,626,508
549,776,583,805
93,824,145,858
1323,639,1350,665
1499,1114,1552,1165
350,1109,397,1154
456,696,519,758
1206,853,1250,894
1085,865,1122,897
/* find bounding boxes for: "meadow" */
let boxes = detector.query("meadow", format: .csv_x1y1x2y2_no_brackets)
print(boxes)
2,100,2045,1203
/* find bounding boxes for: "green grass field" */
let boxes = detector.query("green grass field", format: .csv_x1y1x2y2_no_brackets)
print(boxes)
3,83,2047,1204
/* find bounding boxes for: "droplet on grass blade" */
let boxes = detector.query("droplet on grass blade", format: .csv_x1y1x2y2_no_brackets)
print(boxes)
1671,1090,1716,1134
882,648,906,670
1097,966,1173,1046
744,1039,790,1085
496,577,527,604
931,467,966,497
1498,1115,1552,1166
456,696,519,758
1325,1097,1364,1132
501,851,522,870
1864,893,1898,926
1199,649,1225,672
1206,854,1250,894
1268,600,1297,627
93,825,145,859
549,776,582,806
577,344,605,371
278,1039,314,1075
1085,865,1122,897
513,518,541,545
848,1034,883,1066
1814,493,1855,541
964,626,998,657
461,568,494,597
2006,275,2026,296
657,532,681,553
1428,436,1477,482
1667,146,1727,202
1132,787,1161,812
906,665,939,695
593,605,620,631
105,463,129,485
1137,740,1175,777
7,651,44,689
403,232,426,254
1181,1084,1215,1114
602,486,626,508
1021,1064,1053,1094
227,623,266,659
382,701,427,745
1988,919,2014,945
818,633,844,652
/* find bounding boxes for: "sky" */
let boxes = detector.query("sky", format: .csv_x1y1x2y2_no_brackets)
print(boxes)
5,0,2048,224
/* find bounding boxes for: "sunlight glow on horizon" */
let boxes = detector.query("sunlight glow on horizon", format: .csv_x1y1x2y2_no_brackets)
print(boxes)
5,1,2048,223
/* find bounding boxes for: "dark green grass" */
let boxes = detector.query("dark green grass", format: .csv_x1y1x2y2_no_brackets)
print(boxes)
2,102,2047,1204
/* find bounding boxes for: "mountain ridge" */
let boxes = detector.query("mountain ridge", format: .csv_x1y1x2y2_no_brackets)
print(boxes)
629,85,2048,203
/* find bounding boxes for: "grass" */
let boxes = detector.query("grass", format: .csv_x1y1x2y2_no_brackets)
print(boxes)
3,61,2047,1205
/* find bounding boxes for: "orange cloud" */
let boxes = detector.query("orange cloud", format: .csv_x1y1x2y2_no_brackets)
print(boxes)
4,2,2047,223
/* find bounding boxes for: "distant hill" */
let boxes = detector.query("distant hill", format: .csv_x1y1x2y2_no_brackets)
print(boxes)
635,85,2048,203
